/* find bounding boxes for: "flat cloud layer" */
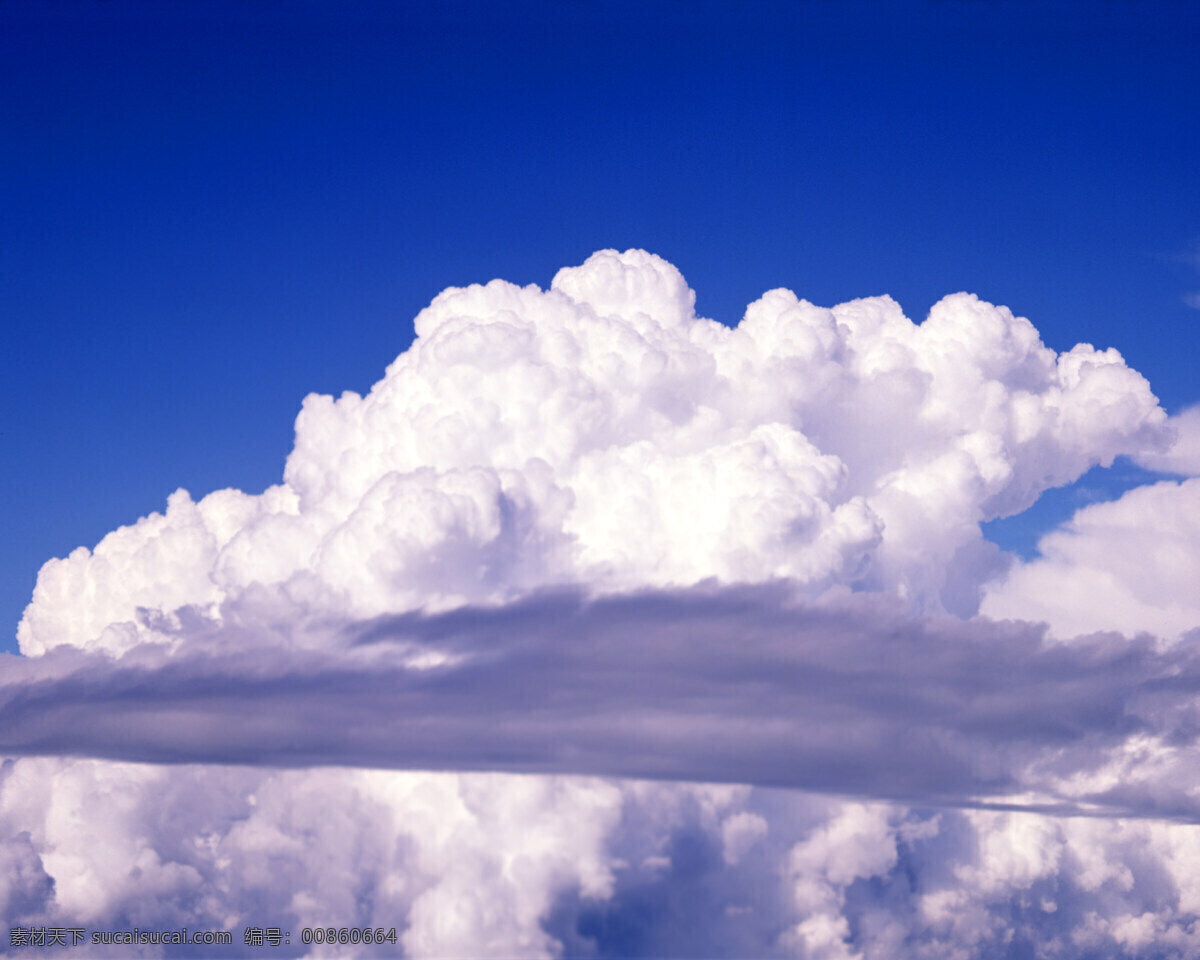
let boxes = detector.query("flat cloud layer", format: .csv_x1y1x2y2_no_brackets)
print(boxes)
4,587,1200,821
5,250,1200,958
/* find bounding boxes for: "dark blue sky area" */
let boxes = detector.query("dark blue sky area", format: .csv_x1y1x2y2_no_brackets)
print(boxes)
2,0,1198,650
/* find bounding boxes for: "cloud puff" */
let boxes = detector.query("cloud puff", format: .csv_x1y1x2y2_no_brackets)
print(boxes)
1135,404,1200,477
4,250,1195,957
982,402,1200,648
981,478,1200,641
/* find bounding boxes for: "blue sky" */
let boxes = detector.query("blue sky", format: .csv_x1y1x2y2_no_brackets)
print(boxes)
2,0,1198,649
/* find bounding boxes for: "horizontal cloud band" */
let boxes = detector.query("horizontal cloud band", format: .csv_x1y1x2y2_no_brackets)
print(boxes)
5,585,1198,821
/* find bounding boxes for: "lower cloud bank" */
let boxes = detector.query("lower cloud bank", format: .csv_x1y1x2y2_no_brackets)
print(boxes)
3,759,1200,959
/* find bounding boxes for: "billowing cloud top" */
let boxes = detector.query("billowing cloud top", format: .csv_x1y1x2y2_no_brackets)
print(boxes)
18,249,1168,656
7,251,1200,960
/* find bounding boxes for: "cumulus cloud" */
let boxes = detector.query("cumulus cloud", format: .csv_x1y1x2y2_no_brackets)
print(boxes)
11,756,1200,958
981,478,1200,640
1135,404,1200,476
4,249,1196,958
18,250,1167,657
982,403,1200,646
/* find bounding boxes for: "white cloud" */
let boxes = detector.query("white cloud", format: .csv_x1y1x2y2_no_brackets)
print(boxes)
721,810,768,866
4,250,1195,957
8,756,1200,958
1135,404,1200,476
18,249,1167,657
0,760,625,958
981,477,1200,641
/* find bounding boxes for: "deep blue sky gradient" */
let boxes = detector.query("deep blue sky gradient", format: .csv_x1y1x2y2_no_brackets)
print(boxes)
3,0,1198,652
